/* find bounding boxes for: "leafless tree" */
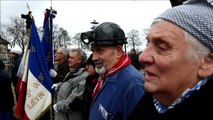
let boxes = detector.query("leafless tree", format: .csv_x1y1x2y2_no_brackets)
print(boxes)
140,28,149,51
38,24,71,51
54,26,71,49
127,29,142,51
0,25,7,40
4,17,27,53
72,32,89,51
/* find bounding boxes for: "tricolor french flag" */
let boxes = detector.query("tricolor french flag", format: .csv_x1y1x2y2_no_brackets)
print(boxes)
16,18,54,120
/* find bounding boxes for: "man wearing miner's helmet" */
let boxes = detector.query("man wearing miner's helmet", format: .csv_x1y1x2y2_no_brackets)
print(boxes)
81,22,145,120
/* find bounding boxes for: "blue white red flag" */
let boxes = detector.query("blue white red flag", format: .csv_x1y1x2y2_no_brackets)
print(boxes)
16,46,30,120
16,19,54,120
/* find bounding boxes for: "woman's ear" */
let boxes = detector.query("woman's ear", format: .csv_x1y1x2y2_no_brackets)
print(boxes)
198,52,213,78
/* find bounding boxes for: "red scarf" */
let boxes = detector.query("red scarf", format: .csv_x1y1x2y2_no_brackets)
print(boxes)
92,53,131,97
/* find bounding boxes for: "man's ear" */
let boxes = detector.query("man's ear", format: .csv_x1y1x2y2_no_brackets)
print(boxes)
115,45,124,59
198,52,213,78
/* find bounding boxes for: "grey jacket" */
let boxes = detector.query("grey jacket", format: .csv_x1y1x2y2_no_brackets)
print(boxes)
55,68,88,120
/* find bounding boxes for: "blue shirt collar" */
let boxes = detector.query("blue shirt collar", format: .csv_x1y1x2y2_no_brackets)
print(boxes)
153,79,207,113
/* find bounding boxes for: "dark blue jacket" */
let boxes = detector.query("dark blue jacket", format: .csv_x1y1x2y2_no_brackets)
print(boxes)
129,77,213,120
89,65,145,120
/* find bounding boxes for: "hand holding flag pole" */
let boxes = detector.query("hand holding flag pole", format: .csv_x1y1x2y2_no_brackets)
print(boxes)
21,2,32,31
16,3,54,119
20,2,33,47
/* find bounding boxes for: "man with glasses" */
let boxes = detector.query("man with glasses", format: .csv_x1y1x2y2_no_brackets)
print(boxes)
50,47,70,83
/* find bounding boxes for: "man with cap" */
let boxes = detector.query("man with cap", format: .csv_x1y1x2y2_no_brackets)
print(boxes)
9,45,22,100
129,0,213,119
80,22,145,120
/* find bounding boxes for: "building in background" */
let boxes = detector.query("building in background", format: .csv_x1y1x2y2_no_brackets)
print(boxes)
0,36,10,71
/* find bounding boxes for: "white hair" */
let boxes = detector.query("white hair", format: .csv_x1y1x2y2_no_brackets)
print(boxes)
152,19,210,61
184,31,210,61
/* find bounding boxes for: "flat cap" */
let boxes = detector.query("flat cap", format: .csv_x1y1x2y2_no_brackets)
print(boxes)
156,0,213,50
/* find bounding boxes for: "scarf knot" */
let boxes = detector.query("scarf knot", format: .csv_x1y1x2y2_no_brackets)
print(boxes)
92,53,130,97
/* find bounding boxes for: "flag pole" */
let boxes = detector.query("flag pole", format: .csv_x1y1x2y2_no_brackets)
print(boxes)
49,1,54,119
50,0,53,33
26,2,30,11
15,2,32,119
25,2,33,46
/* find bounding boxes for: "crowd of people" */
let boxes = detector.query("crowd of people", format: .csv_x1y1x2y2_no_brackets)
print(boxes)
1,0,212,120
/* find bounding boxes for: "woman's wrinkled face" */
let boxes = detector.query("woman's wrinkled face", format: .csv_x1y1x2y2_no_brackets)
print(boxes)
92,45,118,75
139,21,200,97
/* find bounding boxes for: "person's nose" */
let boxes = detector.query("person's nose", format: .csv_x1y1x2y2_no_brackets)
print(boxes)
139,46,154,65
86,65,89,69
92,52,98,61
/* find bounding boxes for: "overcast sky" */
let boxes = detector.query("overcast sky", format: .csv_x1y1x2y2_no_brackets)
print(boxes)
1,0,171,37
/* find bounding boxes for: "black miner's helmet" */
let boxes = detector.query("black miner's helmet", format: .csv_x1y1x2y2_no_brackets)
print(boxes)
81,22,127,45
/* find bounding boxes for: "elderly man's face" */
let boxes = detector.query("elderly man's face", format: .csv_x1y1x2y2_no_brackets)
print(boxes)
139,21,200,101
54,48,64,63
68,51,82,69
92,45,119,75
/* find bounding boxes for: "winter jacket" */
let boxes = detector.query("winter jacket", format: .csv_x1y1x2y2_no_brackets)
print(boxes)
89,65,145,120
55,67,88,120
52,61,70,83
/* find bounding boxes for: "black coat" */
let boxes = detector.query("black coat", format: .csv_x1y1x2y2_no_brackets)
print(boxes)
52,61,70,83
129,53,141,70
129,77,213,120
82,74,99,120
0,70,14,111
11,55,22,88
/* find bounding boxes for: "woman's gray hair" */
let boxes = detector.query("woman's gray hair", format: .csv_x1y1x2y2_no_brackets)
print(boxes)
184,31,210,61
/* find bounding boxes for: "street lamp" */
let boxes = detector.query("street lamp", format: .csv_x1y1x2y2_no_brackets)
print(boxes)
90,20,99,30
